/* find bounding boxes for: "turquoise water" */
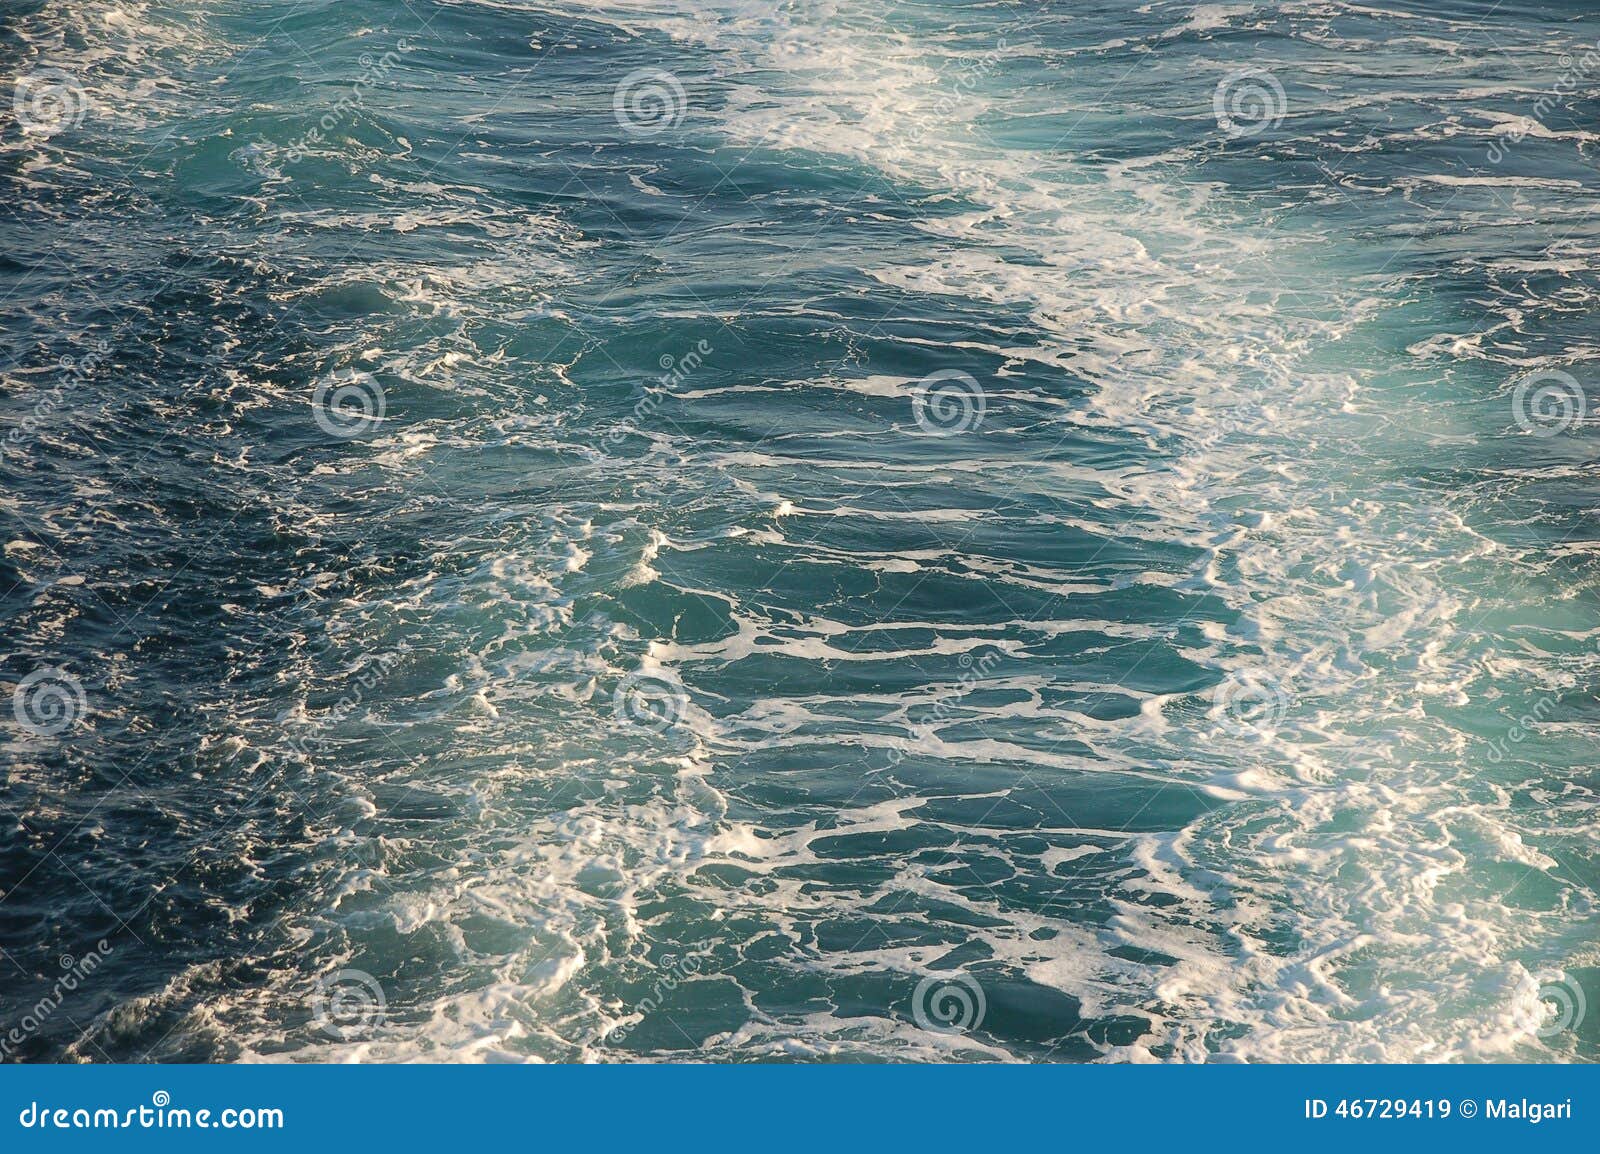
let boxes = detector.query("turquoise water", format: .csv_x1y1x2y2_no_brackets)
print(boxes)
3,0,1599,1062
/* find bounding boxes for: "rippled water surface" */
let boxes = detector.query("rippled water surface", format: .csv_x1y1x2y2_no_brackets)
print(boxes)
4,0,1600,1062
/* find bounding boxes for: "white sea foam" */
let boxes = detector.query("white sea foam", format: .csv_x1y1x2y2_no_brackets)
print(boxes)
31,0,1597,1065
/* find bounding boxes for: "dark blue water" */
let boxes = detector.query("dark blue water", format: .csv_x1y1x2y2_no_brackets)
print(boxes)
3,0,1599,1062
